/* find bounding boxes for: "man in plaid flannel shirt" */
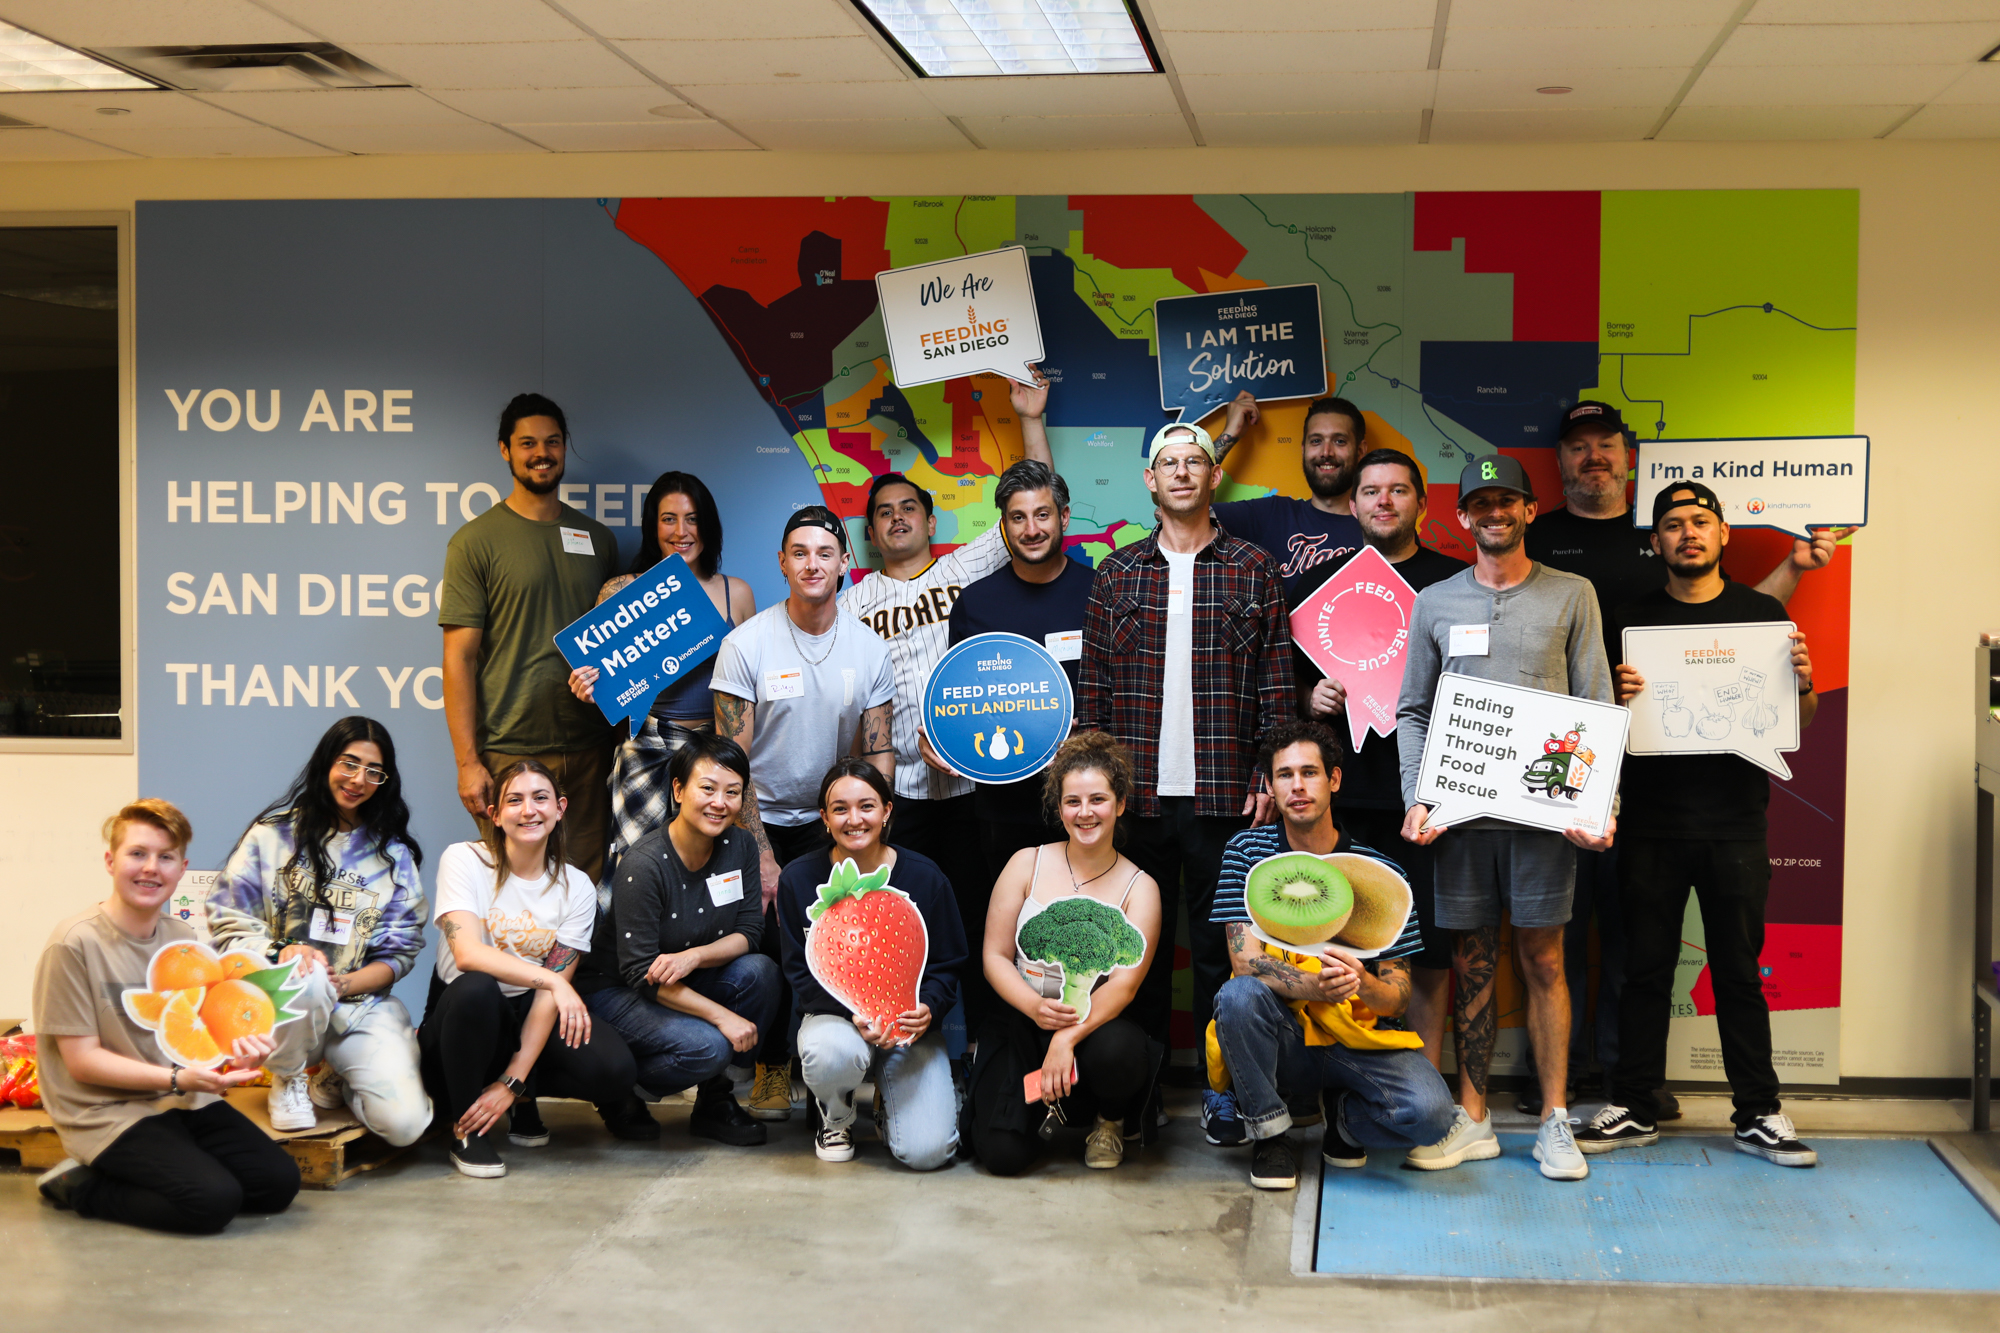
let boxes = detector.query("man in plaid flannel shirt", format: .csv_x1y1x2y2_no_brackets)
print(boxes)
1076,420,1293,1143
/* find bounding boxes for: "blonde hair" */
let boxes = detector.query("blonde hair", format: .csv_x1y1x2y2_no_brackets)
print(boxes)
103,798,192,854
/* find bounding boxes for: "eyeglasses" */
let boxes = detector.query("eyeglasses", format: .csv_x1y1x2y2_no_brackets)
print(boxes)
335,756,390,785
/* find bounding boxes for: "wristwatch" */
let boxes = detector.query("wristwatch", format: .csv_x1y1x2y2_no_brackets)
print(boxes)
499,1075,526,1098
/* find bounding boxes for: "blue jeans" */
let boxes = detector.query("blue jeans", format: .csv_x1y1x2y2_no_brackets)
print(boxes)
583,953,782,1097
1213,976,1457,1147
798,1014,958,1171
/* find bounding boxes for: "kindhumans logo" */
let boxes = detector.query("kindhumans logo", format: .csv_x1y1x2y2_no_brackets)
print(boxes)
1746,497,1766,514
1481,460,1498,481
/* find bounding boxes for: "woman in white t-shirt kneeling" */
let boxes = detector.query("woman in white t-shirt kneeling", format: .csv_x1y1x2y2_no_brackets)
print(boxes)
419,759,642,1178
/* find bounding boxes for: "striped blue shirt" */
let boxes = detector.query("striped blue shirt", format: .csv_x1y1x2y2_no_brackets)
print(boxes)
1209,821,1424,962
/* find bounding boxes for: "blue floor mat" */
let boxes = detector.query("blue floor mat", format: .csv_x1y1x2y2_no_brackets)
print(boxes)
1315,1134,2000,1289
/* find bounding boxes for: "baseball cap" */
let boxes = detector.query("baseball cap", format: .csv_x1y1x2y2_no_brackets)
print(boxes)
1456,453,1533,505
865,470,933,518
1555,400,1629,441
1146,421,1215,467
782,504,849,552
1651,480,1725,527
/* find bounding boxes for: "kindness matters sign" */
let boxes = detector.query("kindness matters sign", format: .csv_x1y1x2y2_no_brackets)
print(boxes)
921,632,1073,783
1412,673,1630,836
554,554,731,727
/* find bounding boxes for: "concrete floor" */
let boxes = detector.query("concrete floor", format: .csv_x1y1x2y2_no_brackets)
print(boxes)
5,1089,1998,1332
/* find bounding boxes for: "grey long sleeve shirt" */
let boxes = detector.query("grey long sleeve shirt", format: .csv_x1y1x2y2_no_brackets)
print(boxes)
1396,563,1613,820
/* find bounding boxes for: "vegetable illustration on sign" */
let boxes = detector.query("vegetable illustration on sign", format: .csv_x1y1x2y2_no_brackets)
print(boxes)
804,858,929,1044
1015,897,1147,1021
1522,723,1595,801
121,940,307,1070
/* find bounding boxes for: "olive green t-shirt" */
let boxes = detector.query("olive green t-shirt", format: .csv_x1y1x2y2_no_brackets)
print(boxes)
438,500,619,755
33,907,218,1165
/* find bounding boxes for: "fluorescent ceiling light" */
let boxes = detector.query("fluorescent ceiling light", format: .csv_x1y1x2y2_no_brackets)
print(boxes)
854,0,1159,77
0,22,155,92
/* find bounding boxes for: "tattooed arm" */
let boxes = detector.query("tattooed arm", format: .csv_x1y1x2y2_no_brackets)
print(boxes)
1451,925,1500,1098
855,700,895,784
1353,956,1412,1019
437,909,568,993
1226,923,1359,1004
716,690,781,909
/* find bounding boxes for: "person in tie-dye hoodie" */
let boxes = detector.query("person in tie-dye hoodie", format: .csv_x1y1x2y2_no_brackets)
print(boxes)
208,716,432,1144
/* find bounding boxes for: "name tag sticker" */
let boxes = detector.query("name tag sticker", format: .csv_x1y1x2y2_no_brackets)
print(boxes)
842,667,856,708
706,869,745,906
1167,582,1189,616
310,907,356,945
764,669,804,701
1449,624,1491,658
1044,630,1083,661
560,527,595,556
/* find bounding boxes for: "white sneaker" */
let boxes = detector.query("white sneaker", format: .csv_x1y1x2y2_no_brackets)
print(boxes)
1404,1106,1501,1171
267,1071,317,1132
307,1064,346,1111
1533,1109,1589,1180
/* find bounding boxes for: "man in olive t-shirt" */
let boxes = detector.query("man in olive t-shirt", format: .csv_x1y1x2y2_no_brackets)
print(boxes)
439,393,619,881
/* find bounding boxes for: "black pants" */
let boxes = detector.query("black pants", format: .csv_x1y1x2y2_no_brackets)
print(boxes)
967,816,1066,1041
1612,836,1781,1128
758,820,833,1066
969,1008,1156,1177
892,792,986,1040
75,1101,299,1234
420,972,638,1127
1124,797,1244,1051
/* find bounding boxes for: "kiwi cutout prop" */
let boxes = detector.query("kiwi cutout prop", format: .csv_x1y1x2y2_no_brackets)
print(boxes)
1245,852,1354,946
1325,852,1414,954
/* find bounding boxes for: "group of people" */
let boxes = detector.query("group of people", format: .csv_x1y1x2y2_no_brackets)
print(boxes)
30,380,1842,1232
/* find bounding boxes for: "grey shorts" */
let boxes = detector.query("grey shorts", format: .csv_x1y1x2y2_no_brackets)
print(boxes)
1433,827,1576,930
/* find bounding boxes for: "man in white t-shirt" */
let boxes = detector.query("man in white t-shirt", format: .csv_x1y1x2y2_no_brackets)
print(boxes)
839,371,1053,918
711,505,896,1117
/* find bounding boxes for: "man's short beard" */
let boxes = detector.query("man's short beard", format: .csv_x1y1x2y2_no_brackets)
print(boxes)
515,463,562,495
1307,458,1358,502
1015,531,1068,565
1361,516,1418,550
1472,520,1525,556
1665,550,1721,580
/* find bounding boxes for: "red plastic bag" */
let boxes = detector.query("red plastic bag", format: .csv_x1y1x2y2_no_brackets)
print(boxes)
0,1033,41,1109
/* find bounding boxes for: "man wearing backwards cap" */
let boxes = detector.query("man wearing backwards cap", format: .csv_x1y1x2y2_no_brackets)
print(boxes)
1076,419,1294,1145
710,505,896,1119
1575,481,1820,1168
1395,452,1613,1182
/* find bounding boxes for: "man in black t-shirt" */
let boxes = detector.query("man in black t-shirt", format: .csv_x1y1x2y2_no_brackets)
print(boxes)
938,459,1096,1034
1290,448,1465,1066
1574,481,1819,1168
1209,389,1368,596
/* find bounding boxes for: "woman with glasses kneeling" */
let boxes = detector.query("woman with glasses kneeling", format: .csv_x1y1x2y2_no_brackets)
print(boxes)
208,716,432,1144
420,759,641,1178
775,759,967,1169
964,732,1162,1175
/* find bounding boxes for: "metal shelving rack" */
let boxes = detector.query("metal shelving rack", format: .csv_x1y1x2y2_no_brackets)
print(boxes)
1975,634,1998,1132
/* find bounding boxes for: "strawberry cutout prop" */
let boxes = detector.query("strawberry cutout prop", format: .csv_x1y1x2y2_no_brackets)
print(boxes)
804,858,929,1045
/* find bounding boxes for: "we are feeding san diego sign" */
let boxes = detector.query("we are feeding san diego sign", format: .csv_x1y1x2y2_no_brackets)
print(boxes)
876,245,1045,389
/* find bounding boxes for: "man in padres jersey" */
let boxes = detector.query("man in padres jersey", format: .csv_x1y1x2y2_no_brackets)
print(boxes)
839,369,1053,900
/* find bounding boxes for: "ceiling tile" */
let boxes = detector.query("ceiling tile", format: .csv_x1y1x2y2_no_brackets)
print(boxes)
615,37,906,84
1428,106,1661,141
344,41,650,89
1199,110,1421,146
299,121,543,153
0,126,135,159
258,0,585,44
1683,63,1964,104
1929,63,2000,101
1435,66,1688,109
1149,0,1436,30
60,123,340,155
1713,21,2000,64
1179,70,1436,115
679,79,935,120
1658,104,1914,138
503,120,756,151
1165,28,1434,74
724,117,973,151
915,73,1180,117
557,0,865,41
0,0,317,48
189,88,487,128
955,112,1194,150
1442,25,1720,68
425,86,695,121
0,89,250,129
1450,0,1742,23
1747,0,2000,19
1888,100,2000,133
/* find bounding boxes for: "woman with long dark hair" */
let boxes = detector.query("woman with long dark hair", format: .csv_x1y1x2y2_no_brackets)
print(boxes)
568,471,756,874
208,716,433,1143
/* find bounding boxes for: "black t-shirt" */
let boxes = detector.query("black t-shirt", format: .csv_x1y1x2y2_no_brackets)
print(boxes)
1526,507,1665,661
1611,580,1788,841
1289,543,1467,810
576,823,764,995
1212,495,1366,599
947,555,1097,824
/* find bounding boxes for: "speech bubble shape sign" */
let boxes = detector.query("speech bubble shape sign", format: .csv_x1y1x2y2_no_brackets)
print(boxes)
553,553,732,728
1288,546,1417,754
875,244,1044,389
1633,435,1868,540
1154,283,1328,422
921,632,1074,783
1414,673,1630,836
1621,620,1800,779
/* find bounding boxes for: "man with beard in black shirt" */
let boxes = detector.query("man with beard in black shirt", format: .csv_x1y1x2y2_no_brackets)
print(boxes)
1210,390,1368,597
1575,481,1819,1168
1290,448,1465,1065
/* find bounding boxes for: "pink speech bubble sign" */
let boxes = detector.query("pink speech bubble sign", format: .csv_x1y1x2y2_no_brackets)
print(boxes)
1288,545,1418,754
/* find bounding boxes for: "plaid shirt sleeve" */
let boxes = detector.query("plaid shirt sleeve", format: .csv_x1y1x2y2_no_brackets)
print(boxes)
1252,552,1294,738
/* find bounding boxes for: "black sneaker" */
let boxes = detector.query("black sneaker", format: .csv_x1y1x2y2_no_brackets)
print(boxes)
1654,1087,1683,1122
36,1158,94,1210
1249,1134,1299,1190
598,1093,663,1142
507,1098,550,1147
1202,1090,1248,1147
689,1080,767,1147
1322,1093,1366,1169
450,1131,506,1178
1575,1104,1659,1155
1734,1113,1817,1167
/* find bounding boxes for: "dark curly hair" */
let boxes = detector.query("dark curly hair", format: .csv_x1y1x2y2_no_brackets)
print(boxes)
235,716,421,913
1040,731,1135,833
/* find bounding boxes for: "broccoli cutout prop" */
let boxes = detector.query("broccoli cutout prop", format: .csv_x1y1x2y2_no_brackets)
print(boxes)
1015,896,1147,1021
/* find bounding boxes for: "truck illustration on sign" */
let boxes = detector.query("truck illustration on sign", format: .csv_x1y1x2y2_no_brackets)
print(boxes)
1521,725,1596,800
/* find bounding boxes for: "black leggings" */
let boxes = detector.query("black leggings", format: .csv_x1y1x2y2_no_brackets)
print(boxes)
419,972,638,1126
973,1012,1153,1178
75,1101,299,1234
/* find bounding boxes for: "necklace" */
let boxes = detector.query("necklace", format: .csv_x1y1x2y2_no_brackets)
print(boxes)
786,601,839,665
1064,842,1117,895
